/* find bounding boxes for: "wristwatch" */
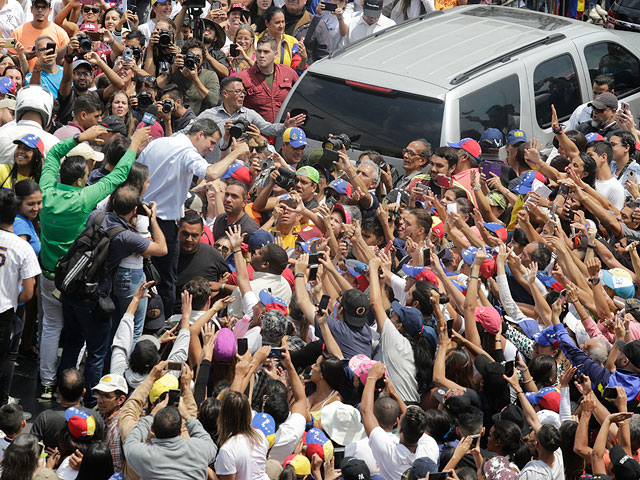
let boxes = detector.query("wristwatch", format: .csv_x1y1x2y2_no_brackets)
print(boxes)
73,133,81,143
295,273,305,278
588,277,600,285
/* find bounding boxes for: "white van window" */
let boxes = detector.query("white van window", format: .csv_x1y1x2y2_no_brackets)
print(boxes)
459,74,520,140
584,42,640,98
281,74,444,157
533,54,582,129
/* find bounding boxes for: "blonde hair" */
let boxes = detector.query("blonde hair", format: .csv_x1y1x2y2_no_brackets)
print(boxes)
232,24,256,74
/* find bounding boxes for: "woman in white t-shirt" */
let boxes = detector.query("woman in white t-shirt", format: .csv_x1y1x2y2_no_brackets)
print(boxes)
215,391,270,480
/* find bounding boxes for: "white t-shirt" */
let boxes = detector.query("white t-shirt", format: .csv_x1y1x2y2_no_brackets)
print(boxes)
595,176,625,210
344,12,395,47
215,431,270,480
519,449,563,480
56,456,79,480
0,230,41,312
0,0,24,39
374,318,419,403
368,427,439,480
346,437,381,475
269,412,306,463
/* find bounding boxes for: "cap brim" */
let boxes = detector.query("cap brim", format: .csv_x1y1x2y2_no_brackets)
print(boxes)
344,313,367,328
363,8,381,16
92,384,121,393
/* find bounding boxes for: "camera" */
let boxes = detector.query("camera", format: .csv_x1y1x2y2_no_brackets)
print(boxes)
184,51,201,70
161,99,173,114
157,29,172,48
137,91,154,109
131,46,142,59
76,32,92,55
323,133,351,151
137,200,151,215
229,118,250,139
260,157,274,171
275,167,297,191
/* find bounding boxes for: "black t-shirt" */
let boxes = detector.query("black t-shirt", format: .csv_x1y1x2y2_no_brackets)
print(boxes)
31,405,105,449
58,89,105,126
176,243,230,301
212,212,259,241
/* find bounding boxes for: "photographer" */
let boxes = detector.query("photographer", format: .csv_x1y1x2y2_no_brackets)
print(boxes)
58,44,125,124
169,38,220,115
139,0,177,43
194,76,302,163
156,83,197,137
122,30,147,68
25,36,62,97
143,17,180,76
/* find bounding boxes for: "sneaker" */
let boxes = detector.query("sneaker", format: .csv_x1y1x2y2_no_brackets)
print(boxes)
40,385,55,400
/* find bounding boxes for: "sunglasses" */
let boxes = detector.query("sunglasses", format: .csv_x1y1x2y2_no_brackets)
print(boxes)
249,143,267,153
214,243,230,255
83,6,100,13
137,75,157,84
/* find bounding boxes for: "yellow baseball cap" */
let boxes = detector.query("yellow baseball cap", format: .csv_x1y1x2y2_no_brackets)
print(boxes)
149,373,179,404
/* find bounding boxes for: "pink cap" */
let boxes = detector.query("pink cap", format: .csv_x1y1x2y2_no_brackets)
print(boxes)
136,120,164,139
475,306,501,334
214,328,237,363
80,22,100,32
348,354,378,386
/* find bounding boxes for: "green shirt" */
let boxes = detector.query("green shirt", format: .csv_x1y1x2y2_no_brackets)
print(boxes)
39,137,136,273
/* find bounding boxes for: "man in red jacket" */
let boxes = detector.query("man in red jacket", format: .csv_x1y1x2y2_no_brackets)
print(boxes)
237,36,299,123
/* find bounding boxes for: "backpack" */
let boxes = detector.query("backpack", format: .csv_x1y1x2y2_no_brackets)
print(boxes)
54,212,126,300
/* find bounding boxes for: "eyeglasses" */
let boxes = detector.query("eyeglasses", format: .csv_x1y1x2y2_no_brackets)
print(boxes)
74,70,93,77
83,6,100,13
592,107,605,113
402,148,425,157
33,4,49,10
226,88,246,96
214,243,230,255
249,143,267,153
137,76,157,84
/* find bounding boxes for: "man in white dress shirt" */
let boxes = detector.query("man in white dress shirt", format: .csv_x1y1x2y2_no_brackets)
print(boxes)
137,118,248,315
344,0,395,47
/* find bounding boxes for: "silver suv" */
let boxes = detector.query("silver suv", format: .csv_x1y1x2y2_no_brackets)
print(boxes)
276,5,640,163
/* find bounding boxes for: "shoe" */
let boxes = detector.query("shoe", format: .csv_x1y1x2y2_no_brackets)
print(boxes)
40,385,55,400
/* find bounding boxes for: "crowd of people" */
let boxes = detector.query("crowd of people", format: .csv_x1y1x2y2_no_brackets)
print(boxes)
0,0,640,479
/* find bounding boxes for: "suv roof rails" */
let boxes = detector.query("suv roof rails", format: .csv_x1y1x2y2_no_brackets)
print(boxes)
450,32,566,85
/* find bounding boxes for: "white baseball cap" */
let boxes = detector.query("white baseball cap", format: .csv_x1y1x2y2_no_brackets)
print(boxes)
92,373,128,395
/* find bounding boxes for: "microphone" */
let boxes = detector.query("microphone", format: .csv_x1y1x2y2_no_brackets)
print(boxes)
142,104,157,126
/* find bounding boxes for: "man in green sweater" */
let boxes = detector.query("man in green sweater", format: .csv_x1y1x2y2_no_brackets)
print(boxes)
38,125,150,400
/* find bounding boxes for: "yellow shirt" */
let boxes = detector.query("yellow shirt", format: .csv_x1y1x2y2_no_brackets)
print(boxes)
270,225,303,250
0,164,31,190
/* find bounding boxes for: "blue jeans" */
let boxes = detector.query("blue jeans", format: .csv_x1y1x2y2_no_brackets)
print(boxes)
112,267,147,346
59,296,111,407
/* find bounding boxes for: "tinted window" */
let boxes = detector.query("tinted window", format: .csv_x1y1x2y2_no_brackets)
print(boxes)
459,74,520,140
533,54,581,128
281,74,444,157
584,42,640,98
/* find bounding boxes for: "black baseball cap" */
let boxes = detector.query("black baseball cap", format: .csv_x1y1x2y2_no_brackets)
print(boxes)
474,354,506,386
610,444,640,480
363,0,383,18
491,404,531,435
100,115,127,136
341,457,370,480
615,340,640,369
341,289,369,328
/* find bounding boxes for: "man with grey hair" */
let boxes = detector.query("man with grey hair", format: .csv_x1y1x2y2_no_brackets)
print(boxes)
336,152,381,218
25,36,62,97
138,118,250,314
630,414,640,453
584,337,611,365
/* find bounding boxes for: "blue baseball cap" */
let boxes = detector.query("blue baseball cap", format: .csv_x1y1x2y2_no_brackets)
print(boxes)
326,178,352,196
513,170,547,195
13,134,44,155
0,77,14,95
283,127,307,148
507,316,541,339
532,324,559,346
506,129,527,145
480,128,504,149
258,289,288,316
247,229,274,253
390,301,423,336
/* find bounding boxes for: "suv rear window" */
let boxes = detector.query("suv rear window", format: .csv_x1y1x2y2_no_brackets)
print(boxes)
533,54,581,128
459,74,521,140
280,73,444,157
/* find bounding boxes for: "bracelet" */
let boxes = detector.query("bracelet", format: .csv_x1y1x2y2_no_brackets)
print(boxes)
515,390,523,395
221,283,226,291
587,244,596,249
469,275,480,280
295,273,305,278
232,249,241,253
523,378,533,384
367,376,378,380
32,68,41,73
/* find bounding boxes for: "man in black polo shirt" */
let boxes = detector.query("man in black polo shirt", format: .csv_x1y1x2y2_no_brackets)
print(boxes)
212,180,259,240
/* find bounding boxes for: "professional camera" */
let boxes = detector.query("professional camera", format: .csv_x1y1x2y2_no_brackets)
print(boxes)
275,167,297,191
322,133,351,151
259,157,274,172
229,119,250,139
184,51,201,70
76,33,92,55
131,46,142,60
137,200,151,216
137,91,154,110
158,29,172,48
161,99,173,114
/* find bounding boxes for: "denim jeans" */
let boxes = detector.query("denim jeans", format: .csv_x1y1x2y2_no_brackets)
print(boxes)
40,276,64,387
59,295,111,407
111,267,147,346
